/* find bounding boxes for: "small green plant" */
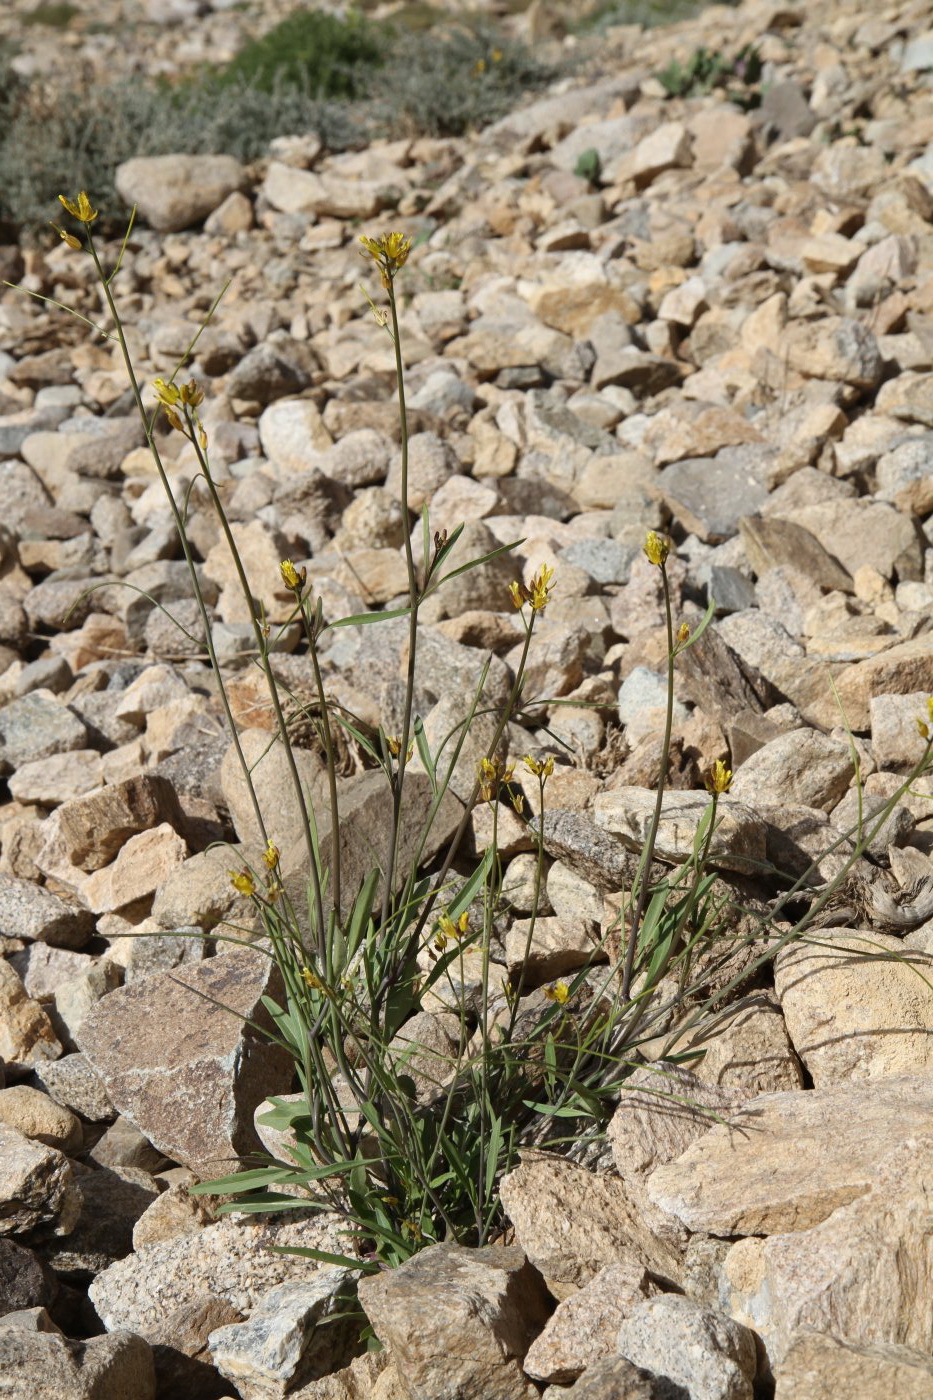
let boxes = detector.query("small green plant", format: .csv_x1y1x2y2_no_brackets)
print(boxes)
658,42,762,107
21,2,78,26
574,147,602,184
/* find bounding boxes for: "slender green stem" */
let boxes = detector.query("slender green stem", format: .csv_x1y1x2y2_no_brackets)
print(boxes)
621,562,676,1002
380,278,420,934
86,235,270,852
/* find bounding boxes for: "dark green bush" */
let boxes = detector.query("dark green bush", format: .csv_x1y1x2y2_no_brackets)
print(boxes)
214,8,384,100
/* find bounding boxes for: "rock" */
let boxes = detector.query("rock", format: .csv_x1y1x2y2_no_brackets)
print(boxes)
668,994,803,1096
0,1123,80,1237
8,750,104,807
0,1323,156,1400
0,877,94,950
499,1156,682,1294
33,1056,113,1123
522,1260,656,1385
772,1331,933,1398
615,1295,757,1400
79,822,188,915
114,154,244,232
0,692,89,776
646,1074,933,1236
593,788,765,873
131,1181,214,1250
779,317,883,389
43,1163,159,1277
77,952,294,1175
728,729,853,812
0,961,63,1069
608,1065,748,1181
208,1271,362,1399
774,932,933,1084
543,1356,674,1398
0,1087,82,1154
258,398,333,472
89,1215,352,1343
722,1136,933,1365
659,453,768,543
358,1243,551,1400
35,775,185,883
0,1237,58,1315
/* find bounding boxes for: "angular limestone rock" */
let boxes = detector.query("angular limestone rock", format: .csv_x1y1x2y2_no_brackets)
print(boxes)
358,1243,551,1400
77,952,294,1174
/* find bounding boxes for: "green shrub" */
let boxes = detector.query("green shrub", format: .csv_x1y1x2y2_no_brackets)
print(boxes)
658,42,763,105
21,2,78,26
213,8,384,100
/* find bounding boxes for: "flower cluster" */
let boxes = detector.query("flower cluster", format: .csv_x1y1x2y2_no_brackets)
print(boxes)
509,562,555,613
523,753,554,781
478,755,514,802
153,376,207,447
433,909,469,953
280,559,306,593
359,231,413,290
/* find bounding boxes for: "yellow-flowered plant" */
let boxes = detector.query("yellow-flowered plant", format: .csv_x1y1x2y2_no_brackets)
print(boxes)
280,558,306,593
478,755,514,802
917,697,933,739
543,981,570,1005
523,753,555,780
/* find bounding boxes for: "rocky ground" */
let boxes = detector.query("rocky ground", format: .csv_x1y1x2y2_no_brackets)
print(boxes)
3,0,933,1396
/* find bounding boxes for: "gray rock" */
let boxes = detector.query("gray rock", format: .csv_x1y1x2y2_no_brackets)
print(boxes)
660,455,769,545
0,693,89,776
208,1271,361,1398
33,1056,114,1123
615,1295,757,1400
729,729,854,812
0,877,94,950
0,1238,58,1316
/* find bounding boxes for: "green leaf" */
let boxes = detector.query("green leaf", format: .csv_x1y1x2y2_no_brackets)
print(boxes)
272,1244,381,1274
324,605,412,631
429,537,523,592
414,716,437,796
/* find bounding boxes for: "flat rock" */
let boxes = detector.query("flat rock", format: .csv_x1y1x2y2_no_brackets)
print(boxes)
0,876,94,949
77,952,294,1175
615,1295,757,1400
593,788,765,873
728,729,853,812
772,1331,933,1399
0,692,88,776
774,931,933,1084
722,1136,933,1365
646,1074,933,1236
522,1261,656,1385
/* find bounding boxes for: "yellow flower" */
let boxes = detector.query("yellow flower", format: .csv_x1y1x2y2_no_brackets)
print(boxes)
280,558,305,592
434,909,469,952
706,759,733,795
677,622,690,644
510,563,555,613
51,224,82,250
153,377,181,408
178,378,204,408
523,753,554,780
401,1219,423,1241
544,981,570,1005
300,966,324,990
478,755,514,802
262,840,280,870
58,190,97,224
229,869,256,897
644,531,671,568
359,231,412,288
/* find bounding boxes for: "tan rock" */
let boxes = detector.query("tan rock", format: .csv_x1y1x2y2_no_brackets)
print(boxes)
80,822,188,914
523,1260,656,1385
35,774,184,882
779,316,882,388
500,1155,682,1295
646,1074,933,1237
0,960,62,1068
594,788,765,874
132,1180,215,1250
358,1243,550,1400
8,750,104,806
722,1136,933,1365
77,951,294,1175
672,994,803,1097
0,1085,82,1154
0,1122,80,1236
773,1331,933,1399
775,931,933,1084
